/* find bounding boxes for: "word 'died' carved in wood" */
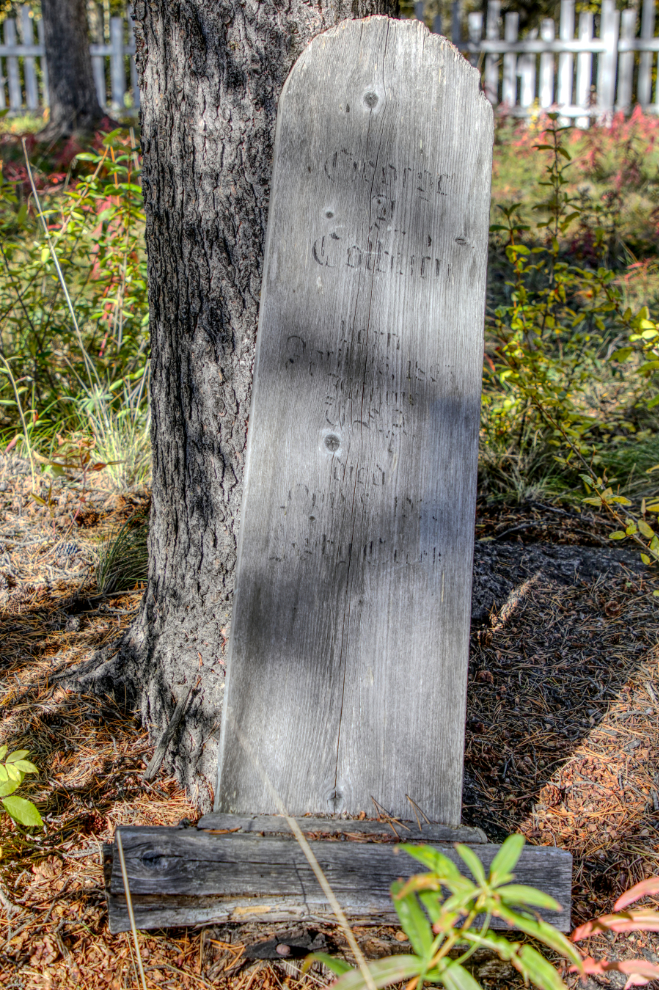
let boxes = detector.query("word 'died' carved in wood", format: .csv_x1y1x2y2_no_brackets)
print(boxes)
217,16,493,825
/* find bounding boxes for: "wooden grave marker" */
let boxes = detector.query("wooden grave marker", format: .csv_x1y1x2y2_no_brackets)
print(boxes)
218,13,493,825
105,16,573,933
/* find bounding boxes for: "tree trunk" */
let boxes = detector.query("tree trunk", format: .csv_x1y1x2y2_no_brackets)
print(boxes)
38,0,106,140
78,0,398,810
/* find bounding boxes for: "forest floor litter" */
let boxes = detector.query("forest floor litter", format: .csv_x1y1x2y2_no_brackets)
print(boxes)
1,455,659,989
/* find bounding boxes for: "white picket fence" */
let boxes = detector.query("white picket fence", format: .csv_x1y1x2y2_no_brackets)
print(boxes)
0,5,138,114
3,1,659,123
418,0,659,123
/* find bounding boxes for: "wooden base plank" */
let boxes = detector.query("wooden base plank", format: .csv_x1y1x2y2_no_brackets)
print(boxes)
105,823,572,934
196,814,488,844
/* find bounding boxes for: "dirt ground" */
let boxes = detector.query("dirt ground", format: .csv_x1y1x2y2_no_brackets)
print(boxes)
1,453,659,990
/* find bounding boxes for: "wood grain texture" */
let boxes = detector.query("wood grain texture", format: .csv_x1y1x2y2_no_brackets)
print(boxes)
196,813,487,843
217,16,494,825
105,828,571,933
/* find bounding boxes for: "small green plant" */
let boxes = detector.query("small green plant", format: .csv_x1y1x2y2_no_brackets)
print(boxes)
310,836,578,990
0,745,42,828
309,838,659,990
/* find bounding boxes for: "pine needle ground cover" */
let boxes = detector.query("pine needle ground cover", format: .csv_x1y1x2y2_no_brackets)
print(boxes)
0,455,658,989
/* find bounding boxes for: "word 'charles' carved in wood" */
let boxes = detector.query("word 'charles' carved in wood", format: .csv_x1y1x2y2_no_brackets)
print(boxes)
216,15,494,824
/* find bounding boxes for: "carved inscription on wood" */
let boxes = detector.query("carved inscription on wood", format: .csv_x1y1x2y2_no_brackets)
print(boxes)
217,16,493,824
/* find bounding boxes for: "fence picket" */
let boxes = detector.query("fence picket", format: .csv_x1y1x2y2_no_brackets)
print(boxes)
467,9,483,69
485,0,501,104
617,7,637,111
519,27,537,109
451,0,461,44
540,18,555,108
20,6,37,110
598,0,620,114
502,11,518,107
558,0,575,124
92,54,106,107
37,17,48,107
639,0,655,106
4,20,21,110
575,10,593,128
110,16,125,109
90,6,106,108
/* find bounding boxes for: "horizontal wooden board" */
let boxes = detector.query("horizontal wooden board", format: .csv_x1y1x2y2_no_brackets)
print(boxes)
197,813,487,843
106,827,571,933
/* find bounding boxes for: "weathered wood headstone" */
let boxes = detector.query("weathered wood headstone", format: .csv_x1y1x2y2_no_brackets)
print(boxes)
104,18,574,934
217,15,493,825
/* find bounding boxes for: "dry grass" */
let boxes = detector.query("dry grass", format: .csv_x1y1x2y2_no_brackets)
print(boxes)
2,455,659,988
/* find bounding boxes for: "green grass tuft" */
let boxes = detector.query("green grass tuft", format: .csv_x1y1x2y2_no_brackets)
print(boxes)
94,515,148,596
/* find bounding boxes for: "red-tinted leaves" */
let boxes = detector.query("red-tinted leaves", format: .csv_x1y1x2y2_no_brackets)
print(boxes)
571,956,659,989
615,878,659,911
571,911,659,942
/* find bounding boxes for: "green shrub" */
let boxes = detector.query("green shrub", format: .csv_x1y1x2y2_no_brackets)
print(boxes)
482,117,659,563
0,129,149,478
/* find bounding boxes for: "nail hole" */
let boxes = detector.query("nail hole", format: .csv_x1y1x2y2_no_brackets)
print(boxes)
364,91,378,109
325,210,334,219
325,434,340,452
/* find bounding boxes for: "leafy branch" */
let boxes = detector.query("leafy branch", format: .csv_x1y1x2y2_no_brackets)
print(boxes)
0,745,42,829
308,839,659,990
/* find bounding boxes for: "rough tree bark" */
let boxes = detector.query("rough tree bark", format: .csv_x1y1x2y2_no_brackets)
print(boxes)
38,0,107,140
78,0,398,810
